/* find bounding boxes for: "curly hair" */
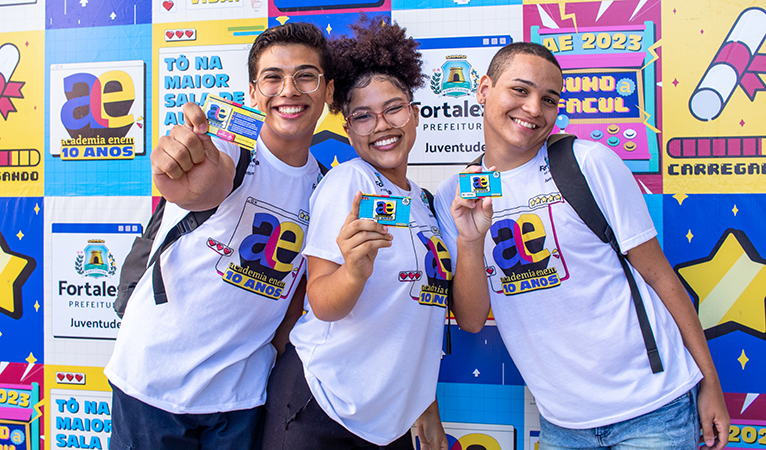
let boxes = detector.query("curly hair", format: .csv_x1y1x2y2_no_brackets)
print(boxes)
329,15,425,115
248,22,333,84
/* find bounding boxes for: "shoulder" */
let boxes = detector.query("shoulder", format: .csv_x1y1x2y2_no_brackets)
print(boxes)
571,138,627,172
435,171,461,201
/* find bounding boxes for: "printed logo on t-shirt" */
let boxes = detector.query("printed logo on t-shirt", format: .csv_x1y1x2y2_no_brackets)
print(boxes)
416,232,452,308
393,220,452,308
215,197,308,300
487,193,567,296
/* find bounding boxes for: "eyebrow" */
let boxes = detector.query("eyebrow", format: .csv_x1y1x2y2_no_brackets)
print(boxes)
348,97,408,115
259,64,320,74
513,78,561,97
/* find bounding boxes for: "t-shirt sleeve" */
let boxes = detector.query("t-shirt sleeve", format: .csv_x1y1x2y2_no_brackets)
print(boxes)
303,163,376,266
435,175,460,263
574,140,657,254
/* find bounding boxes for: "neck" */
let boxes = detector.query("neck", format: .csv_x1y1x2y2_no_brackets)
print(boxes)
483,141,544,172
259,126,312,167
375,165,410,191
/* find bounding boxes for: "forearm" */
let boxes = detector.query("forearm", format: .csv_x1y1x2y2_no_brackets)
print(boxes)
306,257,367,321
451,236,491,333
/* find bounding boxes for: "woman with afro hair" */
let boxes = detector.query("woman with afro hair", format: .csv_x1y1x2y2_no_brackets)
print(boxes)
260,15,450,450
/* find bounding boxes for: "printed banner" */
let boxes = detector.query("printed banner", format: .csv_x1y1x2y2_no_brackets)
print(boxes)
0,197,43,364
0,32,45,197
0,362,44,450
525,0,662,193
50,223,141,339
410,35,512,165
662,2,766,193
46,365,113,450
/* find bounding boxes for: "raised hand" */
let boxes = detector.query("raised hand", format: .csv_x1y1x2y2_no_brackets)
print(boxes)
151,102,234,209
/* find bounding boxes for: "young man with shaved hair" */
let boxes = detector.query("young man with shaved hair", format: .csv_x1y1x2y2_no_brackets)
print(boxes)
436,42,729,450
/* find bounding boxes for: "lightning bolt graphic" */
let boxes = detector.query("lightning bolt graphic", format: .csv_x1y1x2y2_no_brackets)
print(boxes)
641,39,661,70
637,106,661,134
31,398,46,423
558,0,578,34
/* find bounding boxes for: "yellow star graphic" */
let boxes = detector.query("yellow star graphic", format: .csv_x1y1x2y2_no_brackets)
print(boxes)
677,230,766,338
0,232,35,320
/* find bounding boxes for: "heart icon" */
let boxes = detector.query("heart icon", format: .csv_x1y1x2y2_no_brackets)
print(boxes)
399,273,407,280
75,374,84,382
223,248,232,255
66,374,74,381
414,273,421,280
208,239,215,247
175,31,183,38
163,0,173,10
57,373,65,381
216,243,223,251
408,273,415,279
166,31,173,39
185,30,193,37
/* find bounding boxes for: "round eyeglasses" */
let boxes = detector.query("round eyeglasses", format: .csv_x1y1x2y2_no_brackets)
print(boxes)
255,69,324,97
345,102,414,136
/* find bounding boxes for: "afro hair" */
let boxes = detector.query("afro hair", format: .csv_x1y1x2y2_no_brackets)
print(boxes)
329,15,425,115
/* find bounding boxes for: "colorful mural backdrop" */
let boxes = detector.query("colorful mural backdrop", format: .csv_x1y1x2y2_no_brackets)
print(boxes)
1,0,764,449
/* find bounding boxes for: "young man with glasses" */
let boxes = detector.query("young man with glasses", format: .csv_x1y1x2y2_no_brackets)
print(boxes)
105,22,334,450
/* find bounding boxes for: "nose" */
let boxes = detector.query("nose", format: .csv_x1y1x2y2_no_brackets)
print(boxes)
372,112,391,133
281,75,300,97
522,97,543,117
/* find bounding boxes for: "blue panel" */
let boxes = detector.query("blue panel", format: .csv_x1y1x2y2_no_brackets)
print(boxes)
0,198,44,364
45,25,153,196
439,324,524,386
46,0,152,29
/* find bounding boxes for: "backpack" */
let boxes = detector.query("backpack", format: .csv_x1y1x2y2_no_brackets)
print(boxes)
114,148,329,319
468,134,663,374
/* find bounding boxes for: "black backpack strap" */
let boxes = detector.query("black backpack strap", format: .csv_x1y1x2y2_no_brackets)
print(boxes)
422,187,452,355
150,146,253,305
467,154,483,168
317,160,330,175
547,134,663,374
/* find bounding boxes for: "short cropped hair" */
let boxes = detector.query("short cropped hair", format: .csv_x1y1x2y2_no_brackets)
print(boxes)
248,22,334,83
486,42,561,85
328,15,425,115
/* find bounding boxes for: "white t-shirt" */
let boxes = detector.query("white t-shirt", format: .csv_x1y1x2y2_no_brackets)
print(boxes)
105,137,322,414
435,139,702,429
290,158,450,445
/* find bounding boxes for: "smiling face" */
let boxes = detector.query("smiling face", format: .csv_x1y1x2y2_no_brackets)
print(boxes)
248,44,334,158
343,76,418,190
478,53,563,171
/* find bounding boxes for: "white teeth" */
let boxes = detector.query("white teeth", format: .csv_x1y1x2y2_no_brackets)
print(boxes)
513,118,537,129
277,105,305,115
372,136,400,147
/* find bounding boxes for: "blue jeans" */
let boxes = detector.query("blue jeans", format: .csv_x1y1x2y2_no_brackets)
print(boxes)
539,386,699,450
109,382,264,450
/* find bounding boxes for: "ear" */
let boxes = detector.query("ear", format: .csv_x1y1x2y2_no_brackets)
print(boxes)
324,78,335,106
476,74,492,105
411,104,419,128
249,82,259,110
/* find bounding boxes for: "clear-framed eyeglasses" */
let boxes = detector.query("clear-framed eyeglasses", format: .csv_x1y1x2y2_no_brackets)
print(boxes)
345,102,414,136
255,69,324,97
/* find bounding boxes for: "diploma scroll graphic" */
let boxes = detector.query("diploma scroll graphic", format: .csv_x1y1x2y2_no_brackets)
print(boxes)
689,7,766,121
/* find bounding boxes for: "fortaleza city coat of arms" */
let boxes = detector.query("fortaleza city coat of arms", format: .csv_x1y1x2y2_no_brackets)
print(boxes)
75,239,116,278
430,55,480,98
